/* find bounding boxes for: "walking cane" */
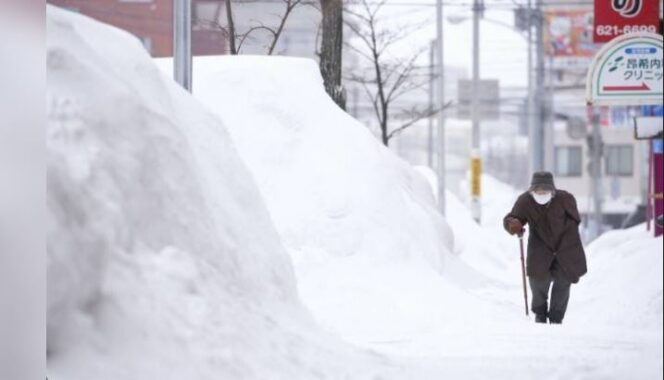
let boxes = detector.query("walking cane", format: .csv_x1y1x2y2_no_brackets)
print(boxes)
518,233,529,316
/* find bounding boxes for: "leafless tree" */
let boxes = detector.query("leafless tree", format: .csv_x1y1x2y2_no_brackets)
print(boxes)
194,0,304,55
344,0,450,146
319,0,346,109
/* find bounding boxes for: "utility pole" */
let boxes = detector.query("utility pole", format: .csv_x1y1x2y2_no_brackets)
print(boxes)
531,0,545,173
526,0,535,177
470,0,483,222
428,39,435,169
545,54,555,171
173,0,192,91
590,108,604,240
436,0,447,215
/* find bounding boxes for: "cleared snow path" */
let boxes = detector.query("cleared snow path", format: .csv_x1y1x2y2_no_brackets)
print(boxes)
306,176,663,380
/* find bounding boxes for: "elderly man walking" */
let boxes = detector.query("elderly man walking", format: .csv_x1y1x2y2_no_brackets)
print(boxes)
503,172,587,324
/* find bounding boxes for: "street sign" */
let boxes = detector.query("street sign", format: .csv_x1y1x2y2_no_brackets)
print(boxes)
586,33,663,106
634,116,664,140
593,0,660,43
457,79,500,120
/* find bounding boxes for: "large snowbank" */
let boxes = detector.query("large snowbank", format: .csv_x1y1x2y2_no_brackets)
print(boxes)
46,7,414,379
169,55,454,269
574,226,663,331
154,55,454,344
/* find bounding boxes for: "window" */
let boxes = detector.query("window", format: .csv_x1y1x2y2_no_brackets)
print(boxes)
554,146,582,177
606,145,633,177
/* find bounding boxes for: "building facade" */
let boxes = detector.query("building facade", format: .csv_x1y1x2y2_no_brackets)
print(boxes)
48,0,226,57
553,121,648,230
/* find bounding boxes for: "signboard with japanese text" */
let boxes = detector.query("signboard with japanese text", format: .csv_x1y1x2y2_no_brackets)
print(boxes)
586,33,663,106
594,0,660,43
544,9,602,72
545,9,599,57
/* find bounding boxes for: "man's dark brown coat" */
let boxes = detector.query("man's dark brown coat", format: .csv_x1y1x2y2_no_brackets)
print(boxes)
503,190,587,283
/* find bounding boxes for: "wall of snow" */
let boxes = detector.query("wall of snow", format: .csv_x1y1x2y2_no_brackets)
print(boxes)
181,55,454,269
46,7,410,379
573,226,663,331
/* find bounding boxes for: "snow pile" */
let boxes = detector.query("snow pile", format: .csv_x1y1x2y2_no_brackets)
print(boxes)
179,55,454,269
153,55,453,341
414,169,524,285
46,7,411,379
574,226,663,331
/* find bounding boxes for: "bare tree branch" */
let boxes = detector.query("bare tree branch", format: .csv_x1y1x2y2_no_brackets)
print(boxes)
196,0,305,55
387,101,452,140
344,0,442,146
361,81,382,127
237,24,277,51
267,0,303,55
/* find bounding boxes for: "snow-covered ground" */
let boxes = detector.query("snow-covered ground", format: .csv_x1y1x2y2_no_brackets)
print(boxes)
46,6,662,379
178,55,663,379
355,173,663,379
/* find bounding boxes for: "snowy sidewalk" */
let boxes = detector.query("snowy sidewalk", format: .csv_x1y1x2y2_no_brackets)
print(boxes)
292,179,663,380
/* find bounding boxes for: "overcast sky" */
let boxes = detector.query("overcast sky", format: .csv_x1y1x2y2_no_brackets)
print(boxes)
361,0,533,89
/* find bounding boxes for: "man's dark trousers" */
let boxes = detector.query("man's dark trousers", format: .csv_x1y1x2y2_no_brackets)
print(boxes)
529,259,571,323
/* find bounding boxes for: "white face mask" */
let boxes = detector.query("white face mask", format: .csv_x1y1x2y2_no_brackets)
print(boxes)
531,191,553,205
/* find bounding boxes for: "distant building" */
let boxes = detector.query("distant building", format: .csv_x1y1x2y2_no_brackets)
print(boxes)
47,0,226,57
553,117,648,231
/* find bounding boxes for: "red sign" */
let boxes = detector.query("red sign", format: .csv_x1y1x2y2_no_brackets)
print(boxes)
545,10,599,57
593,0,660,43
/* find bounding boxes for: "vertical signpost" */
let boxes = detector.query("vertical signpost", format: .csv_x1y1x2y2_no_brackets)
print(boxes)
470,0,483,223
471,156,482,213
173,0,192,92
457,78,499,223
436,0,446,215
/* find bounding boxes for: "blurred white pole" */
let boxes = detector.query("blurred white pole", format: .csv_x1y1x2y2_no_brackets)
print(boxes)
428,39,435,169
173,0,192,91
532,0,544,172
527,0,535,177
470,0,482,223
545,54,555,171
590,108,604,240
436,0,447,215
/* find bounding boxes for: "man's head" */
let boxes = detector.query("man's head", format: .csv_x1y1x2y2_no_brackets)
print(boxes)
529,171,556,205
530,171,556,192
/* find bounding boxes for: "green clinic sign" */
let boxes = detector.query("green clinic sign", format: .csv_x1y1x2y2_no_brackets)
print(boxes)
586,33,663,106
